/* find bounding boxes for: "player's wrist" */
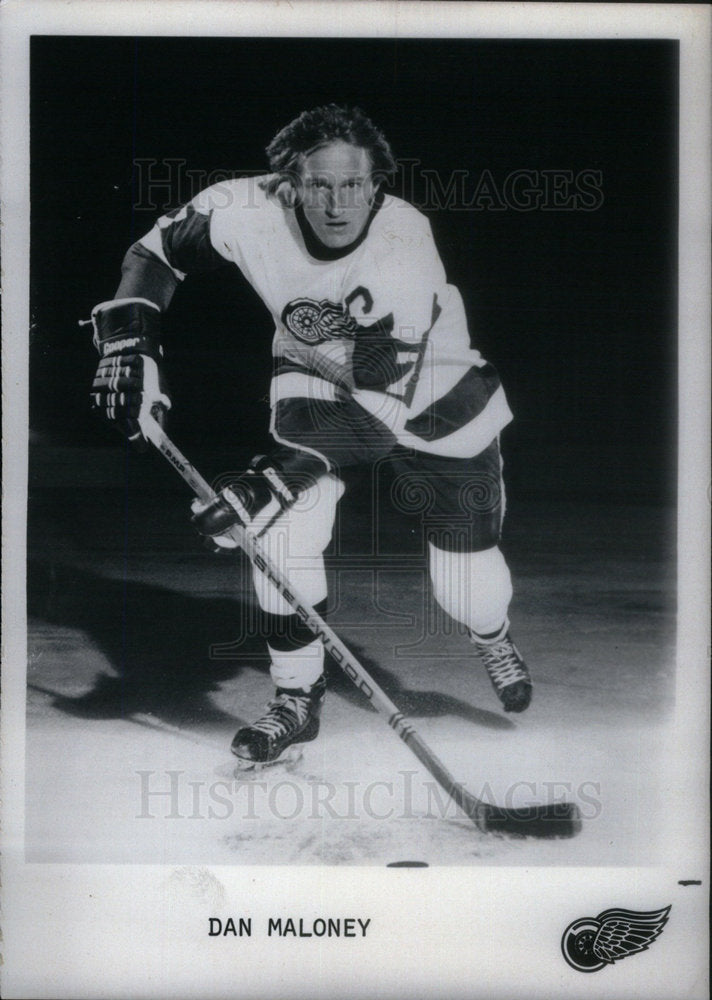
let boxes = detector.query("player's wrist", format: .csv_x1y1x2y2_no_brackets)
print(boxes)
90,297,162,356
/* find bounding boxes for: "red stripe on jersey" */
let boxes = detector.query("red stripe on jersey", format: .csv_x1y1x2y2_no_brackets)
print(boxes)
404,363,502,442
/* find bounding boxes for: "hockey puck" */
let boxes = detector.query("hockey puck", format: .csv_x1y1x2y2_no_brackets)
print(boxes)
386,861,429,868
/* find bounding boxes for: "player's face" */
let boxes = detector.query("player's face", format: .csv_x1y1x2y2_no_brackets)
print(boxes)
299,142,377,249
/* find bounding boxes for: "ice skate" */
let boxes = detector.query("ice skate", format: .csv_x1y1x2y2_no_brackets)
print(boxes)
471,631,532,713
231,675,326,770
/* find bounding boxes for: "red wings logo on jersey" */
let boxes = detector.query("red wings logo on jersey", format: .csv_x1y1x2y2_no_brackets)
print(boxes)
281,298,359,344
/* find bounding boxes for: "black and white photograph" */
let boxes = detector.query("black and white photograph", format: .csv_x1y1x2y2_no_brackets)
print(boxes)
1,2,709,998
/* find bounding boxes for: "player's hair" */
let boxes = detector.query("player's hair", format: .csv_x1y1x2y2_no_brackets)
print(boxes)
263,104,396,193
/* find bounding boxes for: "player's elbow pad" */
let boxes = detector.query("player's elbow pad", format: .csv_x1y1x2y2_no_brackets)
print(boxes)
116,242,180,311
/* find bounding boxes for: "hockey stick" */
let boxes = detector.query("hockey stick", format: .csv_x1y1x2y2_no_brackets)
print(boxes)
139,411,581,838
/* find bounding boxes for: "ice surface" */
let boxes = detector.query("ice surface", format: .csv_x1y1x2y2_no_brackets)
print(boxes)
25,459,675,866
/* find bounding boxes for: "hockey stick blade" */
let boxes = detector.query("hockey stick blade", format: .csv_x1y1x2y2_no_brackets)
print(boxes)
474,801,582,839
139,413,582,840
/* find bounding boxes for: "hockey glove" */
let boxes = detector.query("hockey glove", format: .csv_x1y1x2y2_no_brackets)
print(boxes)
191,465,290,549
90,298,171,446
191,450,327,546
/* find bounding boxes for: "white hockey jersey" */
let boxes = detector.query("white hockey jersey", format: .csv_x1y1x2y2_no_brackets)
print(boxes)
138,175,513,458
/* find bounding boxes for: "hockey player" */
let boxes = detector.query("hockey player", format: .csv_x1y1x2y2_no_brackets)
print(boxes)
90,105,532,768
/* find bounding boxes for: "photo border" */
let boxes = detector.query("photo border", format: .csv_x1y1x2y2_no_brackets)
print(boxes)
2,3,709,998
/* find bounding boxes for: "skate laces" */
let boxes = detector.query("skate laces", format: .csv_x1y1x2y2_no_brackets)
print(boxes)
249,692,310,739
476,639,530,689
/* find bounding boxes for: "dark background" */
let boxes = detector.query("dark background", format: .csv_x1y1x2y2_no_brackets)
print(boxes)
30,37,678,502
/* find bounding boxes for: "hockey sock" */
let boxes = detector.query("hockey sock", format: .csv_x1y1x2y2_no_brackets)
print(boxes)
249,474,342,616
470,622,509,644
428,543,513,637
264,600,328,690
246,474,339,689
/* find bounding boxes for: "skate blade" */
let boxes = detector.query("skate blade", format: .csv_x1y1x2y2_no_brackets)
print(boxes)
218,744,305,778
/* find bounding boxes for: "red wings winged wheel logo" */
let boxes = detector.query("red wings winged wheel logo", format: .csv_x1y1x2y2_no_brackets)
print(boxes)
561,905,671,972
